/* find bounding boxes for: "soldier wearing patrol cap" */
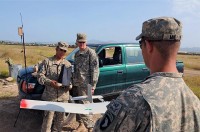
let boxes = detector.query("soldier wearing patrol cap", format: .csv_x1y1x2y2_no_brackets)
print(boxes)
72,33,99,132
93,17,200,132
37,41,72,132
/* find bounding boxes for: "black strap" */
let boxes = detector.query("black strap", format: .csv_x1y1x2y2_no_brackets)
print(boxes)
58,64,64,83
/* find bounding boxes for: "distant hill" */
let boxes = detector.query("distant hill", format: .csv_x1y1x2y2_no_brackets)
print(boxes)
180,47,200,53
1,40,200,53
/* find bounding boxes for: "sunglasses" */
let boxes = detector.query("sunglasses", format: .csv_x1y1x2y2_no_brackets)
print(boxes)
59,48,66,52
139,40,144,49
78,42,85,44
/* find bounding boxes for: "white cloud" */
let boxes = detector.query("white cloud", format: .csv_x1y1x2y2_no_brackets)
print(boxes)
171,0,200,18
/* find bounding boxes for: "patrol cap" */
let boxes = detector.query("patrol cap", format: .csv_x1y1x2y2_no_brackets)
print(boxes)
57,41,68,51
76,33,87,42
136,17,182,41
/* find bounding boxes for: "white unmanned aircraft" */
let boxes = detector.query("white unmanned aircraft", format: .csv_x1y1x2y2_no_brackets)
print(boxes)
20,84,110,115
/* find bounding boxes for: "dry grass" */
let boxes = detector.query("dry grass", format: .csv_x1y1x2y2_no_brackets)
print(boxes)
0,44,74,77
183,76,200,99
177,54,200,70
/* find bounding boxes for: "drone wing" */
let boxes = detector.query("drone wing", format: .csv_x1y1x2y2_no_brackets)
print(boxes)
20,99,109,114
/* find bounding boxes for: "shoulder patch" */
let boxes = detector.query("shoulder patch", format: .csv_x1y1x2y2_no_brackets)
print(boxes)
100,111,114,130
99,101,123,130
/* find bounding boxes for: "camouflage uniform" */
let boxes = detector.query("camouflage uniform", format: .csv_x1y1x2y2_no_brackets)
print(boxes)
73,39,99,128
94,17,200,132
38,42,72,132
73,46,99,88
94,73,200,132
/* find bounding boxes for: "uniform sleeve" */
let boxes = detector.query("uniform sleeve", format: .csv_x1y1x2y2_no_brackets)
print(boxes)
89,50,99,88
37,59,52,86
93,87,151,132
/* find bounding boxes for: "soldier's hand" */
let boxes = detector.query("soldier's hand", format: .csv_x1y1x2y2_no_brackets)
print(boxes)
33,65,38,72
50,80,60,89
91,87,95,95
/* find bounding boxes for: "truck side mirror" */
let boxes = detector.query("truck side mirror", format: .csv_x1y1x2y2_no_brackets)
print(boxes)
99,59,103,67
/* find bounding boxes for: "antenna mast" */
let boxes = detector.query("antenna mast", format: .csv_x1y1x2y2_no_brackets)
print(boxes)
14,13,28,127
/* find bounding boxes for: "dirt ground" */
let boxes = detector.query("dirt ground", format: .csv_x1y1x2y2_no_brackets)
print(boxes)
0,83,102,132
0,69,199,132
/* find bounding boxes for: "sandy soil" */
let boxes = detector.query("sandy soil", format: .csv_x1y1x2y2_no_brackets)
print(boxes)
0,69,199,132
0,83,42,132
0,83,102,132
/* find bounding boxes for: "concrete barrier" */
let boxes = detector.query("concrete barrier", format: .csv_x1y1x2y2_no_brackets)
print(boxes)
10,64,22,79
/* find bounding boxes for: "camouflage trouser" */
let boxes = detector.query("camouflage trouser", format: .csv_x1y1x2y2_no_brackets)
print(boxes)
72,86,94,128
41,111,65,132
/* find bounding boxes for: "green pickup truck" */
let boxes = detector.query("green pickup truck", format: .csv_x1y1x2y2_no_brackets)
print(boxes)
67,43,184,98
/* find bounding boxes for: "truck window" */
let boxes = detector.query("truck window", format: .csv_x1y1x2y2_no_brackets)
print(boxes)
98,47,122,66
125,47,144,64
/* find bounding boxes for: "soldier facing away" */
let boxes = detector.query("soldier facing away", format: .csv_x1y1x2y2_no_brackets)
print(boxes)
37,42,72,132
72,33,99,132
93,17,200,132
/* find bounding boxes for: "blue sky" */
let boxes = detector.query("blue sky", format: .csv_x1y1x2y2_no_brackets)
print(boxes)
1,0,200,48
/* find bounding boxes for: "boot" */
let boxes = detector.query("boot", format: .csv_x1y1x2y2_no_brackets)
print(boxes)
73,122,87,132
88,128,93,132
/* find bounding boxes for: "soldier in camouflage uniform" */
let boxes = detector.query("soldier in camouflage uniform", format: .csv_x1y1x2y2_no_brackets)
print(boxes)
93,17,200,132
73,33,99,132
37,42,72,132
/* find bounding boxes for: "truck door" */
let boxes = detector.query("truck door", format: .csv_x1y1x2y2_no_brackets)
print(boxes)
125,46,150,88
95,46,126,95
